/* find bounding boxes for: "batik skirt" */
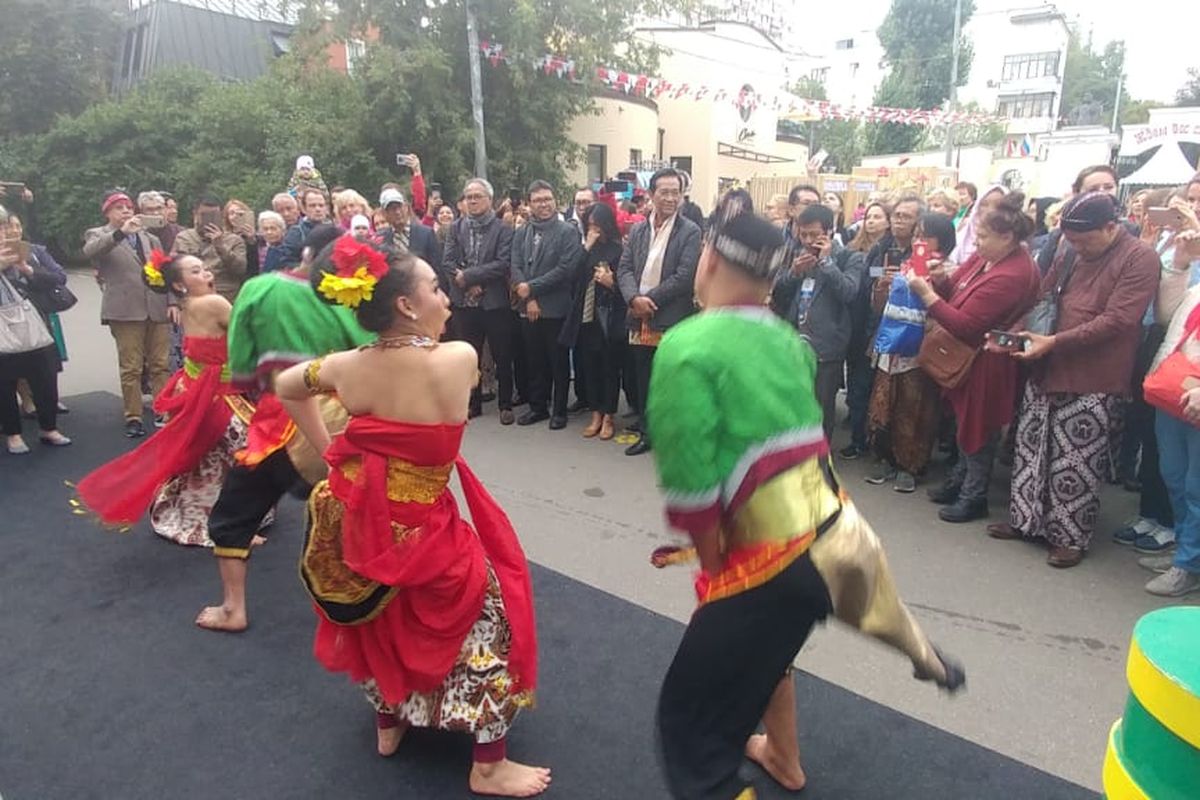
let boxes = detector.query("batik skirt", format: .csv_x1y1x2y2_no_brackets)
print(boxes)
1009,382,1122,550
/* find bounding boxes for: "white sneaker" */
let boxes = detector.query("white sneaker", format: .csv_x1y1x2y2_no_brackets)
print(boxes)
1138,554,1175,573
1145,567,1200,597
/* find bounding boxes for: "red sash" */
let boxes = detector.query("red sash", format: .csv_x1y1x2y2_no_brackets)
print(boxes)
312,417,538,705
76,337,236,525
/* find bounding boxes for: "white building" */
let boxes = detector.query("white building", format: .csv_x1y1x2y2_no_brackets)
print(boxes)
567,21,811,208
958,3,1071,152
815,2,1070,146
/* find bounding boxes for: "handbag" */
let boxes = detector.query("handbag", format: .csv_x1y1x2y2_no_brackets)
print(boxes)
918,321,977,389
873,277,926,357
0,270,54,355
1144,309,1200,421
1025,242,1077,336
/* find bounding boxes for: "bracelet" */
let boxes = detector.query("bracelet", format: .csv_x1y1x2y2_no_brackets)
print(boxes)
302,357,326,396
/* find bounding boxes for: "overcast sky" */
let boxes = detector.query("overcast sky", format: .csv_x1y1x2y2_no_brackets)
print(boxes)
801,0,1193,104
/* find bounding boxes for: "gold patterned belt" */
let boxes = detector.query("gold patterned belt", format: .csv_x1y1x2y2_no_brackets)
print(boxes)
338,457,453,505
184,356,232,383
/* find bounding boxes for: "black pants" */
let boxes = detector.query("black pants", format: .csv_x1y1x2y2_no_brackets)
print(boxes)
629,344,656,440
510,310,529,403
814,360,843,444
845,352,873,450
209,449,304,559
572,345,588,405
579,322,624,415
0,345,58,435
454,307,514,412
521,317,570,417
658,553,833,800
1127,326,1174,526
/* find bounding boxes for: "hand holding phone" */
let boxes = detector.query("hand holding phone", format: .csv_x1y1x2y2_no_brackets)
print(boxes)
909,239,930,278
1147,207,1187,229
986,330,1027,353
139,214,165,229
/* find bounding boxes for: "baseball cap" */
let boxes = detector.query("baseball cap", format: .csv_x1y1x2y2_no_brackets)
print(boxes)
379,188,407,208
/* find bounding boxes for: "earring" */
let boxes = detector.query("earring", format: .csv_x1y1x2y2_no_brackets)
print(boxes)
408,312,419,321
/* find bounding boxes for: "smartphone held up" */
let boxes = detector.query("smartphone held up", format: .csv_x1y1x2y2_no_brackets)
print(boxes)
988,330,1028,353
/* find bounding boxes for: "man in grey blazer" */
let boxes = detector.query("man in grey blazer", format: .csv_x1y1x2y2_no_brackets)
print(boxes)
511,180,583,429
442,178,516,423
616,168,702,456
83,191,169,438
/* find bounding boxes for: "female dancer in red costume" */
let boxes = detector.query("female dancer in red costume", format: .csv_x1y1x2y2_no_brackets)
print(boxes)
75,252,257,547
276,238,548,797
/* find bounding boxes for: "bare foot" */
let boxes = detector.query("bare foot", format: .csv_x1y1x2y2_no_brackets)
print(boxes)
469,759,552,797
376,720,408,757
195,605,247,633
251,534,267,548
745,733,806,791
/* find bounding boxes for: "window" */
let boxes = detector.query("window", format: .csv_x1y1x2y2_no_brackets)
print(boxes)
670,156,693,177
587,145,607,183
1001,51,1061,81
809,67,829,83
835,38,854,50
346,38,366,76
996,92,1056,119
629,148,642,168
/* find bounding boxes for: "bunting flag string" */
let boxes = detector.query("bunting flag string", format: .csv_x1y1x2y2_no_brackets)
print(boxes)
478,40,1002,128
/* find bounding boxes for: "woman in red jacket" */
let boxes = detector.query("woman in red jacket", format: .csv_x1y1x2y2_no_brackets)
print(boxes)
908,193,1041,522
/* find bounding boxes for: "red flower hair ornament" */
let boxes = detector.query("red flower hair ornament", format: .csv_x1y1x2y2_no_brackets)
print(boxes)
317,235,391,309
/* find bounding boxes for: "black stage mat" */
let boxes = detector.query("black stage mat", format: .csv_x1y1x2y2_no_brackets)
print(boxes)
0,393,1097,799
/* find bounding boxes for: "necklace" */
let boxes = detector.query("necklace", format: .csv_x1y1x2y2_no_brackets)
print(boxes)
368,334,438,350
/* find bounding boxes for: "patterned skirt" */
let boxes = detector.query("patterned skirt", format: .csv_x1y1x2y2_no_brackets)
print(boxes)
148,415,247,548
1009,383,1122,550
867,367,941,475
361,570,523,744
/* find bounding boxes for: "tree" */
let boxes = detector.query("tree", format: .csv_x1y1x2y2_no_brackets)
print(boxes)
0,0,120,139
1177,68,1200,106
337,0,704,196
786,76,863,174
865,0,975,155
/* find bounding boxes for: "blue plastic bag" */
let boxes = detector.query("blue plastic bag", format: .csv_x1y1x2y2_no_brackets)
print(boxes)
873,278,926,357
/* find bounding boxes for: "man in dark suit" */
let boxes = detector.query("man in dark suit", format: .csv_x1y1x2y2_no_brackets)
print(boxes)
511,180,583,430
378,187,439,279
441,178,517,423
616,167,702,456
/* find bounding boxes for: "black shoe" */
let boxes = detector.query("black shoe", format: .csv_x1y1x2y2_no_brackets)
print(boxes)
468,405,482,420
927,481,962,505
625,438,652,456
938,497,989,523
549,415,568,430
839,444,865,460
566,399,588,414
124,418,146,438
499,409,515,426
518,410,550,426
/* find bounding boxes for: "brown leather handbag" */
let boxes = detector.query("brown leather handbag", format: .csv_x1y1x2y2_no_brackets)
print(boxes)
918,321,977,389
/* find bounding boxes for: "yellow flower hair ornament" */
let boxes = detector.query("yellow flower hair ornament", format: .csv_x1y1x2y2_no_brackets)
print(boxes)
142,249,170,288
318,235,391,309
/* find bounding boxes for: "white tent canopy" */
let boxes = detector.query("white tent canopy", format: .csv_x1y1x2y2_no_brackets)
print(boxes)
1122,142,1197,186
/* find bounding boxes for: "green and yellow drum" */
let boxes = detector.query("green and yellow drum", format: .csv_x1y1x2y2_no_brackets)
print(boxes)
1103,606,1200,799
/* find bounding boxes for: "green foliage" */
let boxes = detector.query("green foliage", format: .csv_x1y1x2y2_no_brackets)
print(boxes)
0,0,706,253
0,0,120,139
1177,68,1200,107
865,0,975,156
0,66,391,255
1059,34,1132,127
785,77,864,173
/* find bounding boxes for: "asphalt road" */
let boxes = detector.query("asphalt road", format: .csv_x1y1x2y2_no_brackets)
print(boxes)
48,270,1199,792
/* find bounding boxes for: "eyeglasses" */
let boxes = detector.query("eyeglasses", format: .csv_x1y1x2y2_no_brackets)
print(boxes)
464,193,488,201
530,196,555,205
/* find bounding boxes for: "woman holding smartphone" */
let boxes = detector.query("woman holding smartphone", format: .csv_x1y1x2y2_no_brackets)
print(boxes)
907,195,1040,522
